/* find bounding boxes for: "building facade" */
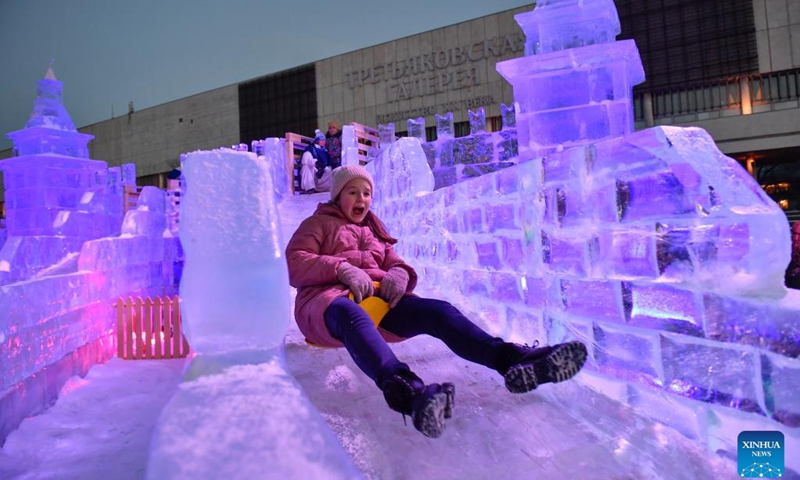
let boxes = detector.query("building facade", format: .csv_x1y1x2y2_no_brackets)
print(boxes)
2,0,799,213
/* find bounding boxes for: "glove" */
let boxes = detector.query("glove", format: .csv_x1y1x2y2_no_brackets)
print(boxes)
337,263,374,303
378,267,409,308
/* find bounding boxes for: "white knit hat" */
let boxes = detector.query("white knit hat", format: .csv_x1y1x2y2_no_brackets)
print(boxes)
331,165,374,201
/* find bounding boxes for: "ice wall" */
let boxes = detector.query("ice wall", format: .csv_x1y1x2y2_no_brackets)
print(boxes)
369,0,799,474
0,196,182,445
374,128,800,474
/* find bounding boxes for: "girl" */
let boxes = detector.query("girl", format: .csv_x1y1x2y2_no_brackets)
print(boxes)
285,165,587,438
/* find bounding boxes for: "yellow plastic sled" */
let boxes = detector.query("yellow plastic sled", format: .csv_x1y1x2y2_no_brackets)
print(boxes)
305,282,389,347
348,282,390,327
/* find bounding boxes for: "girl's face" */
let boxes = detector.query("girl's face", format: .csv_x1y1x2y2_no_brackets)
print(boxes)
337,178,372,224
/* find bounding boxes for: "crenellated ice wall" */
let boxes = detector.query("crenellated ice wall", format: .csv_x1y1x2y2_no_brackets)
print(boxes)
372,124,800,475
369,0,800,474
374,107,518,193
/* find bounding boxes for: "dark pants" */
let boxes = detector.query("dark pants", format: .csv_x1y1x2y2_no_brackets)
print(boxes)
324,296,502,384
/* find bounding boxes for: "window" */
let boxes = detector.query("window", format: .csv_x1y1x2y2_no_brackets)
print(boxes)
425,126,438,143
487,116,503,132
454,121,470,138
239,64,318,144
616,0,757,91
137,172,168,189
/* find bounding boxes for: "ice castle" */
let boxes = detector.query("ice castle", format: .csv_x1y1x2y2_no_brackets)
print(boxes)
0,67,183,442
1,0,799,477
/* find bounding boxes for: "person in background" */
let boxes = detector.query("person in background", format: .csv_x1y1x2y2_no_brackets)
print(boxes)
326,121,343,170
299,129,332,193
285,165,588,438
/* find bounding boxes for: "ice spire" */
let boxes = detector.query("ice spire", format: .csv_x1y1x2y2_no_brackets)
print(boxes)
7,63,93,158
24,63,78,132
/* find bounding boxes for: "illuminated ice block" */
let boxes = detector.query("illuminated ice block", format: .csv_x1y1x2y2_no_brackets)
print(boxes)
469,107,486,135
341,125,360,166
371,137,435,206
408,117,426,141
252,138,290,203
179,148,291,355
435,112,454,139
1,154,110,238
379,123,395,144
501,103,516,130
121,186,167,237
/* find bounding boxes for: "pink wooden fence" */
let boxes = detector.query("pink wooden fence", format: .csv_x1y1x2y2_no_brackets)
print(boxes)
115,295,190,360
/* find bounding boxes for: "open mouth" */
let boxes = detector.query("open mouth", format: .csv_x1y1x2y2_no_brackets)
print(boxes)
352,207,365,216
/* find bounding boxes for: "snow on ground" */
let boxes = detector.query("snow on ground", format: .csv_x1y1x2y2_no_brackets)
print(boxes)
0,192,739,479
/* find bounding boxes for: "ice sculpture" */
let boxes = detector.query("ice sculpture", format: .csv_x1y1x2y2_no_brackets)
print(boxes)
8,66,91,158
518,0,621,55
1,67,185,446
179,148,291,355
493,0,789,296
150,148,362,480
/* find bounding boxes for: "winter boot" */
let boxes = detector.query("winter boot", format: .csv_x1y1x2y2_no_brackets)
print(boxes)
378,365,455,439
497,340,587,394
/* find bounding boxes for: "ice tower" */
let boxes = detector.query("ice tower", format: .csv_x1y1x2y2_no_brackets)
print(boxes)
0,67,117,283
496,0,644,161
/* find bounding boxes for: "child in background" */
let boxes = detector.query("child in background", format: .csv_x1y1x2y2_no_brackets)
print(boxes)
285,165,587,438
299,129,332,193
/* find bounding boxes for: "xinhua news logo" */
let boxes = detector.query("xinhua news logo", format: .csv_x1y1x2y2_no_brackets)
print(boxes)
738,430,784,478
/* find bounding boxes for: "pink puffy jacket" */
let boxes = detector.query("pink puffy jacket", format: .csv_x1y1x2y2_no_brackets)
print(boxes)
285,202,418,347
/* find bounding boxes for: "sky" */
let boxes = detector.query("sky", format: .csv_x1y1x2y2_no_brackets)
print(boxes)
0,0,535,152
